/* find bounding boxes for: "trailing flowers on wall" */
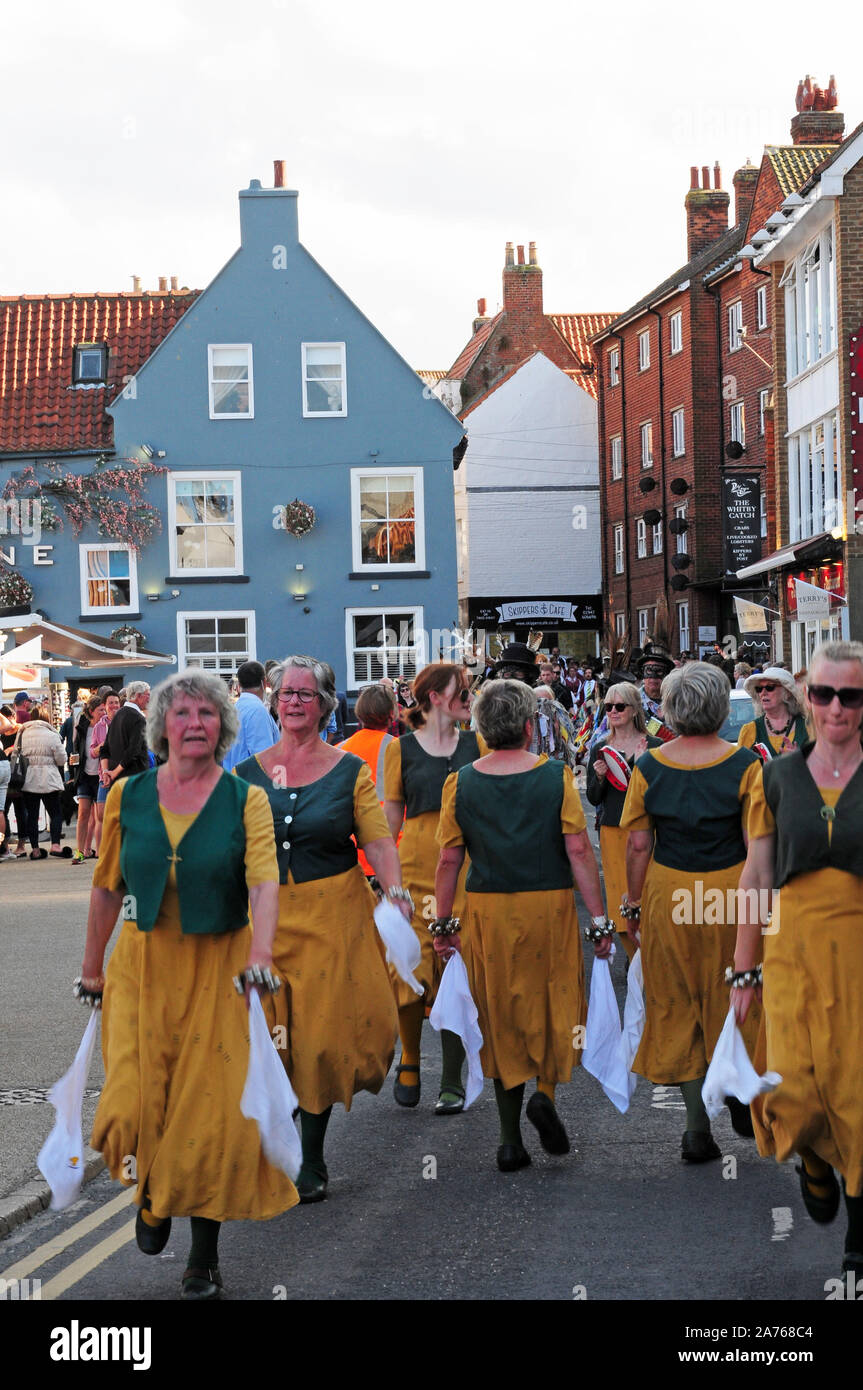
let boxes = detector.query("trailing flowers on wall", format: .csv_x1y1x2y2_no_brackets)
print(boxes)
1,457,168,552
274,499,317,537
0,564,34,609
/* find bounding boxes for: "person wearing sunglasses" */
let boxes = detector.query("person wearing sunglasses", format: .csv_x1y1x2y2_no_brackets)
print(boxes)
586,683,661,961
733,640,863,1283
739,666,809,759
383,663,483,1114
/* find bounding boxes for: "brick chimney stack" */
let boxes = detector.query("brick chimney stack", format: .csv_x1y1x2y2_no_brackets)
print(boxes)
732,161,759,231
502,240,543,319
791,74,844,145
685,164,730,260
472,297,488,335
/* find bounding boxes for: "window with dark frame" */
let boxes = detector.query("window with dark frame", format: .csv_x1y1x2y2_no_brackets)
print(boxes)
73,343,108,386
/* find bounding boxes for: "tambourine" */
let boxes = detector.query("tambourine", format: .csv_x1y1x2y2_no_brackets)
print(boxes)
602,747,631,791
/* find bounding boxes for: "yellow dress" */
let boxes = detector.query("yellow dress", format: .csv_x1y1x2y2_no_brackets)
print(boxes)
620,747,771,1084
240,756,398,1114
753,786,863,1196
437,758,587,1089
91,780,299,1223
598,825,636,962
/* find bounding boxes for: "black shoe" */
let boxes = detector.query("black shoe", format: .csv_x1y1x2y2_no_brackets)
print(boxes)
725,1096,755,1138
496,1143,531,1173
681,1130,721,1163
526,1091,570,1155
435,1084,466,1116
796,1163,840,1224
135,1208,172,1255
181,1265,223,1300
393,1063,420,1108
296,1164,328,1204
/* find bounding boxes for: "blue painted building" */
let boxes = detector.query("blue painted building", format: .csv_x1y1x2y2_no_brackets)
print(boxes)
1,171,464,696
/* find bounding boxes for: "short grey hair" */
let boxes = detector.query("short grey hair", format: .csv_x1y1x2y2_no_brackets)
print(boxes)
473,679,537,749
146,670,237,763
125,680,151,700
660,662,730,737
269,655,338,733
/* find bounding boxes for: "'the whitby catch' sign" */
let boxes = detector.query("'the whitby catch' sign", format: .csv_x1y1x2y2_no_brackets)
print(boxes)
723,474,761,572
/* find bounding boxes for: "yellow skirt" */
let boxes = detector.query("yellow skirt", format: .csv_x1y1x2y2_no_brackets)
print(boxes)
634,859,761,1084
753,866,863,1196
392,809,469,1009
264,865,398,1113
92,909,299,1223
464,887,586,1090
599,823,637,962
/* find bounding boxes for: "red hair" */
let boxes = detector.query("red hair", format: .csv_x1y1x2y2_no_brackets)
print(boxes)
406,663,469,729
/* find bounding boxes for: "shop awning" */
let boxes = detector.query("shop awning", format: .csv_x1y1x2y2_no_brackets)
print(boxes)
736,530,842,581
0,614,175,670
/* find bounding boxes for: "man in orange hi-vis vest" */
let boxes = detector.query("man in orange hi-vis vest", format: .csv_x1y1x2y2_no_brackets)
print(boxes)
338,683,400,874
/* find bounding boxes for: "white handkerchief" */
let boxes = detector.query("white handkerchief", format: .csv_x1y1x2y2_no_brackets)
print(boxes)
374,898,423,995
702,1007,782,1121
428,953,484,1108
240,992,302,1180
583,955,633,1113
37,1011,99,1210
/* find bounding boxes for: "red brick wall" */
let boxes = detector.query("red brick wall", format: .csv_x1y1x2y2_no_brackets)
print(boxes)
460,263,578,406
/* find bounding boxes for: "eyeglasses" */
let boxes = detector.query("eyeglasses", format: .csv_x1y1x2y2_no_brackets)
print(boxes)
807,684,863,710
754,684,779,695
277,688,320,705
604,702,629,714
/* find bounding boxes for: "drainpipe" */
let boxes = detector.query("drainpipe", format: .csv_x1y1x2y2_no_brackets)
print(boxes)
648,307,670,599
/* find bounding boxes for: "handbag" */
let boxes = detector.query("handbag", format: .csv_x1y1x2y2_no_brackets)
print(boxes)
8,731,28,792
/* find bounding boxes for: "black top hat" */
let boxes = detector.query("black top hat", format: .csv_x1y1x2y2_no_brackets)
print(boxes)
635,642,675,679
492,642,540,673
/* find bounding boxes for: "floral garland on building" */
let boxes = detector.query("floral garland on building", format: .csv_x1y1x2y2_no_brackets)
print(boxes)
276,499,317,537
0,564,34,609
1,457,168,551
111,624,146,649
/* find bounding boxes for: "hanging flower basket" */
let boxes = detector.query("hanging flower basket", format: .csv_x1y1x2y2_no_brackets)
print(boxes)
111,624,146,649
0,566,33,612
279,499,317,538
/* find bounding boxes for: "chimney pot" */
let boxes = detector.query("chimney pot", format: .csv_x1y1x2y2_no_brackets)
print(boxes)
517,244,525,265
158,276,168,292
477,297,487,317
170,275,178,292
274,159,286,188
690,166,699,190
528,241,538,265
701,165,710,190
505,242,514,267
131,275,141,293
713,162,721,189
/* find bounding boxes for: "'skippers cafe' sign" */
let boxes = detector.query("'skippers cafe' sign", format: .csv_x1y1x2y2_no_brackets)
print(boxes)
723,474,761,573
468,595,602,631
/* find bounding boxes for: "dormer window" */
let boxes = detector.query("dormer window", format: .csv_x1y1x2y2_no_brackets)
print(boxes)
73,343,108,386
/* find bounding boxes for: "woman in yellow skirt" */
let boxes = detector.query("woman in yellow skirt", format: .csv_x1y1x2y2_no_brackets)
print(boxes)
235,656,408,1204
733,641,863,1281
79,671,298,1301
586,681,661,961
383,662,482,1114
620,662,770,1163
433,679,612,1172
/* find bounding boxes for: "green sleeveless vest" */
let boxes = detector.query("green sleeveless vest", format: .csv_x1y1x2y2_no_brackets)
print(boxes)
764,744,863,887
454,759,574,894
754,714,808,757
119,769,251,934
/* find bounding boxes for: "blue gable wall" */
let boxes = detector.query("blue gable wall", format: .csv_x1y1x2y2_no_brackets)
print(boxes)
35,182,463,691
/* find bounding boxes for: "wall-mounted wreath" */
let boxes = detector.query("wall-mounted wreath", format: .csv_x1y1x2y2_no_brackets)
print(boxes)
0,565,34,609
111,624,146,649
277,499,317,537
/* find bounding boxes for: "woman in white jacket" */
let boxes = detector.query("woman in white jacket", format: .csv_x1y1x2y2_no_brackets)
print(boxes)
16,714,70,859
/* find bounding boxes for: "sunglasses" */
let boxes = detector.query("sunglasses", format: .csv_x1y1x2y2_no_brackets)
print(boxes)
604,702,630,713
754,684,779,694
455,688,470,704
807,684,863,710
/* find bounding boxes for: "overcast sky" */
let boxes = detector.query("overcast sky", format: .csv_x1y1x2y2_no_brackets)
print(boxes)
2,2,856,369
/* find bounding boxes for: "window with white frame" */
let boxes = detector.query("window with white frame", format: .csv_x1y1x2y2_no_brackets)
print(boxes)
177,611,254,678
756,284,768,331
729,401,745,447
671,407,685,458
783,223,837,378
636,518,647,558
608,347,620,387
652,520,663,554
677,600,690,652
613,524,624,574
615,611,626,640
169,472,242,574
759,388,769,438
788,411,841,542
675,502,688,555
302,342,346,416
640,420,653,468
208,345,253,418
727,300,743,352
637,607,650,646
669,311,683,355
79,544,137,614
351,468,424,570
346,607,423,687
610,435,622,480
638,329,650,371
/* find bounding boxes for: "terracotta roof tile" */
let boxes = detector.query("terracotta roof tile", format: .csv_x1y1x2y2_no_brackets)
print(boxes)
764,144,837,199
445,313,502,380
548,313,616,399
0,291,199,454
416,369,446,386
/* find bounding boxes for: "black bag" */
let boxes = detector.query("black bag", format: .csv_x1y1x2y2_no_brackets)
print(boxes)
8,733,28,792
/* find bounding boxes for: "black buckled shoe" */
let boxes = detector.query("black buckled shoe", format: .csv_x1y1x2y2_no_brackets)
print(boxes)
135,1208,172,1255
181,1265,224,1300
393,1063,420,1108
526,1091,570,1155
681,1130,721,1163
296,1164,328,1204
435,1084,466,1116
796,1163,840,1224
496,1143,531,1173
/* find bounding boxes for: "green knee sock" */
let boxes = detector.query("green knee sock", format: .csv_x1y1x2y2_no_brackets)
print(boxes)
439,1029,465,1098
188,1217,220,1269
493,1080,525,1146
299,1107,332,1179
679,1078,710,1134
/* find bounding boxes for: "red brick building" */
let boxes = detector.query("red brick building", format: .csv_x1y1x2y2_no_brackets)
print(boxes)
593,85,844,661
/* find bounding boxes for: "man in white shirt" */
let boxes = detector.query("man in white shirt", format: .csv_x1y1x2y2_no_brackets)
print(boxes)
223,661,279,771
